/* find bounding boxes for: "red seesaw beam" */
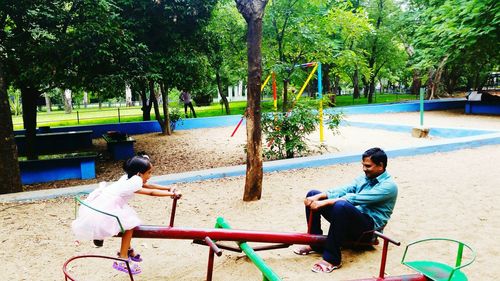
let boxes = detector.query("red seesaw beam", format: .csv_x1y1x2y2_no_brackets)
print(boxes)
128,225,327,245
352,274,427,281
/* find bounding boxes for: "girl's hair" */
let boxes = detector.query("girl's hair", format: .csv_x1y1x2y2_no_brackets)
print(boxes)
123,154,152,179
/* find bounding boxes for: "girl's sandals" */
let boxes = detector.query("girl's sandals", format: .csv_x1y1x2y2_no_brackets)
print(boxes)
311,260,342,273
112,259,142,275
128,248,143,262
116,248,143,262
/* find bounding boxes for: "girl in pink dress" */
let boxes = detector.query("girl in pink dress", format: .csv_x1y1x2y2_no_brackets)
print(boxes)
72,154,181,274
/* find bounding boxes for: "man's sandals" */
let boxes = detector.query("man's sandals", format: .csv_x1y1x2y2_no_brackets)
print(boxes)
293,245,315,255
311,260,342,273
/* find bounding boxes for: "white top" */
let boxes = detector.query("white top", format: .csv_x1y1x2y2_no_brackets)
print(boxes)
467,91,482,101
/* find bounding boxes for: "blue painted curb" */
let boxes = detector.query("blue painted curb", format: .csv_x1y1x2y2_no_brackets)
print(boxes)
2,132,499,203
344,121,497,138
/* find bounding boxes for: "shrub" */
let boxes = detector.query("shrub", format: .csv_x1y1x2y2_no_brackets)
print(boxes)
169,107,183,131
261,103,343,160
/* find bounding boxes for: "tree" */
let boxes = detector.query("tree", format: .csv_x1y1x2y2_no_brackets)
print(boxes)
205,1,247,115
0,60,22,194
2,0,139,159
406,0,499,95
320,2,372,100
359,0,405,103
235,0,269,201
263,0,321,111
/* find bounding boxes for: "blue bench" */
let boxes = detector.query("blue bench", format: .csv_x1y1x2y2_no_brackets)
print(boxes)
465,101,500,115
19,152,97,184
15,130,93,155
102,133,136,160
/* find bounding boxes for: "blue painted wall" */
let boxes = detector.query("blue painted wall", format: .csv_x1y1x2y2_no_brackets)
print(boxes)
465,102,500,115
15,121,162,138
19,157,96,184
14,99,467,138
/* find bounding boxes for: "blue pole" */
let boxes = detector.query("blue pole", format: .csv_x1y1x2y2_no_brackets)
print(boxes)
317,62,322,99
419,89,424,127
317,62,324,142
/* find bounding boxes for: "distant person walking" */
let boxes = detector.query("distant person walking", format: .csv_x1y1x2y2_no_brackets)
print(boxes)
180,90,197,118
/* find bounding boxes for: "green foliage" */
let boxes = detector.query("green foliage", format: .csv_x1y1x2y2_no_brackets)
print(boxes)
406,0,499,88
261,103,343,160
168,107,182,123
326,108,343,135
8,86,22,116
168,107,183,131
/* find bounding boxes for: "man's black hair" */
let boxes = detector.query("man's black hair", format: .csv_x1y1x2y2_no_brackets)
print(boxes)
362,147,387,169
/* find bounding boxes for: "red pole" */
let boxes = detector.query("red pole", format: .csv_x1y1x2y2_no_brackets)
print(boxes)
169,196,179,227
351,274,427,281
379,238,389,278
130,225,327,245
272,72,277,105
206,248,214,281
205,236,222,281
230,117,244,137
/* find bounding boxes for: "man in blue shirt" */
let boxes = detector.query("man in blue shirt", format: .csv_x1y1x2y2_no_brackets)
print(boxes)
294,147,398,273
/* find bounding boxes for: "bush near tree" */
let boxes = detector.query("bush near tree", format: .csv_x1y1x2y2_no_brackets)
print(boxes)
261,103,343,160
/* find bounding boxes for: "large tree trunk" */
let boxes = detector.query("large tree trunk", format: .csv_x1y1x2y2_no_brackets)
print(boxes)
63,89,72,114
44,93,52,112
282,79,288,112
20,85,40,160
368,75,376,103
353,68,360,99
332,74,340,99
140,79,151,121
149,80,166,134
160,81,172,135
235,0,268,201
427,57,448,100
83,91,88,108
0,61,22,193
323,64,333,105
362,76,369,98
411,70,421,96
215,71,230,115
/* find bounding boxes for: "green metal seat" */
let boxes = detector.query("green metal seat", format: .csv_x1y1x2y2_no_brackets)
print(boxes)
401,238,475,281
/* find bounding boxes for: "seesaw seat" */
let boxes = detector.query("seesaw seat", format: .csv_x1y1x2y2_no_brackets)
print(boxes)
401,238,475,281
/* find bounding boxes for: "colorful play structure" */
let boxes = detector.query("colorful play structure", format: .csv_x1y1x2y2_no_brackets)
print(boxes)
231,62,325,142
64,195,475,281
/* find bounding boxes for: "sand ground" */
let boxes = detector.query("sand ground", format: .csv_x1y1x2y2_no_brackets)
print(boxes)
1,110,499,280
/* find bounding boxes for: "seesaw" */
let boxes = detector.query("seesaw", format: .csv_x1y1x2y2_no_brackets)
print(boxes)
64,195,475,281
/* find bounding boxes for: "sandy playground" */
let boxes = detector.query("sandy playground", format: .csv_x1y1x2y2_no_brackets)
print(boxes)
1,110,499,280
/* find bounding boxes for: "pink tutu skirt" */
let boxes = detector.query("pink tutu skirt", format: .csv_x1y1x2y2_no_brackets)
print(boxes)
72,193,142,240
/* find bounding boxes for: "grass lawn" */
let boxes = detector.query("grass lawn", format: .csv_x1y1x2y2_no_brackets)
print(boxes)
11,94,419,129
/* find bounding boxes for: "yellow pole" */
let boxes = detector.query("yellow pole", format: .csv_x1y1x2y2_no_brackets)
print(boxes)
261,73,272,92
295,63,318,102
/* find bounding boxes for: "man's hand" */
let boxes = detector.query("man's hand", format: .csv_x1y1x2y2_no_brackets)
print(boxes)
309,200,329,211
304,193,326,207
304,197,315,207
308,198,345,211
